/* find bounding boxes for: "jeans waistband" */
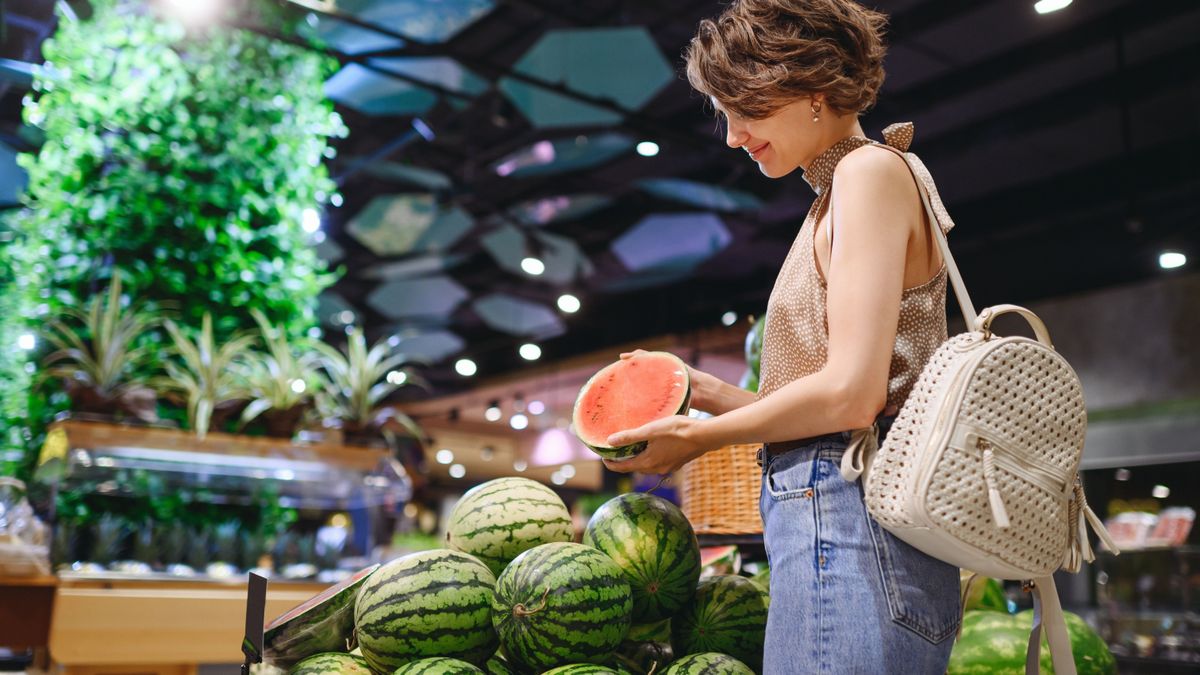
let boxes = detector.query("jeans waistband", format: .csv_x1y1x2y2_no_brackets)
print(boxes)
761,415,897,458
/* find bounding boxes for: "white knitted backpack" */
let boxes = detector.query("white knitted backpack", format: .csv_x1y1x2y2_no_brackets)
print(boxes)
837,150,1117,675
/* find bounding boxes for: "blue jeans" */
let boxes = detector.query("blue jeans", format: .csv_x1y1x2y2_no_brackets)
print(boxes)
758,418,960,674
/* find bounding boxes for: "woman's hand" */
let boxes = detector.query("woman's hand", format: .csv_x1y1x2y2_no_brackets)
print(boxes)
601,414,713,475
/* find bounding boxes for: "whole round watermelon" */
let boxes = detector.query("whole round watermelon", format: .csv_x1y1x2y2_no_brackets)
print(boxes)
288,652,371,674
265,564,378,667
354,549,498,672
392,657,485,674
744,315,765,379
672,575,767,672
446,477,574,577
949,609,1116,674
541,665,634,675
583,492,701,623
662,653,754,675
492,542,633,672
482,653,515,675
960,571,1009,613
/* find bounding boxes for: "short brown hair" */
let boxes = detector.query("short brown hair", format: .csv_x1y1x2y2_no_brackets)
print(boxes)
684,0,889,119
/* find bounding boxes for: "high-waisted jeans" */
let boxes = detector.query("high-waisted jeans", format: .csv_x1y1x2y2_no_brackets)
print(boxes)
758,417,961,674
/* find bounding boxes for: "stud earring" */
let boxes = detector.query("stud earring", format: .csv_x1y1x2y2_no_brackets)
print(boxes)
811,101,822,123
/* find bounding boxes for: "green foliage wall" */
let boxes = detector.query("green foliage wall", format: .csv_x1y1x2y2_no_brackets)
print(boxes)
0,0,347,479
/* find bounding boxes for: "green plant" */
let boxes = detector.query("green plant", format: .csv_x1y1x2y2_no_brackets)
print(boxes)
239,309,320,437
313,328,424,440
89,513,126,566
214,519,240,564
40,277,162,422
157,313,256,438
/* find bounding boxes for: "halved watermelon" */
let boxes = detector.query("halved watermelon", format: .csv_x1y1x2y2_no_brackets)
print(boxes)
573,351,691,460
263,564,379,667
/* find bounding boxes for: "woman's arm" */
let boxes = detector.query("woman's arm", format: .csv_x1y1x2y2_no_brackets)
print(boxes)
604,146,919,474
689,368,757,415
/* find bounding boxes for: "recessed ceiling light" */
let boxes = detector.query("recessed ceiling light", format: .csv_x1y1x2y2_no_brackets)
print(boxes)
16,333,35,350
510,413,529,431
521,257,546,276
721,311,737,326
636,141,660,157
550,471,567,485
485,402,502,422
560,464,576,479
519,343,542,361
449,463,466,479
1034,0,1071,14
528,400,546,415
1114,468,1131,482
557,294,581,314
1152,484,1170,499
386,370,407,385
289,379,306,394
513,459,528,472
455,359,477,377
302,208,321,233
1159,251,1187,269
436,449,454,465
330,193,344,207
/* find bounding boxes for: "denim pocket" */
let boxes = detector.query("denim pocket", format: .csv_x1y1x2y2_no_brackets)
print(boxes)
763,448,820,500
865,514,961,644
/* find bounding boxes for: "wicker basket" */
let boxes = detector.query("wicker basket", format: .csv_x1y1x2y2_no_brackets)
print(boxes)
679,443,763,535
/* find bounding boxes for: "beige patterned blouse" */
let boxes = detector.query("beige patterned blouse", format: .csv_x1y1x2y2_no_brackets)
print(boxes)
757,122,956,415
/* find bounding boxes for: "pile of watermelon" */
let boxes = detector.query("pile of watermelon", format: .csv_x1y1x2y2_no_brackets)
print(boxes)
266,477,767,674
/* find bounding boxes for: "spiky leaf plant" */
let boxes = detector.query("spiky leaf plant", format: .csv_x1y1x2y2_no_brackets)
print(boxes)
89,513,126,566
40,278,161,422
312,327,424,440
239,529,264,571
214,519,240,564
157,313,256,438
187,525,211,571
161,520,189,565
132,519,158,566
239,309,320,437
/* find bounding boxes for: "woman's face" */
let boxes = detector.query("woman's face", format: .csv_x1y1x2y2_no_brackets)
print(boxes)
718,97,822,179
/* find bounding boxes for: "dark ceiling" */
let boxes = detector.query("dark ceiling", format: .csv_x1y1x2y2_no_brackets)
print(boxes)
2,0,1198,396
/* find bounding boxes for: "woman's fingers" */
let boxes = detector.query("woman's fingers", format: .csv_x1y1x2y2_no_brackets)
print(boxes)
619,348,649,360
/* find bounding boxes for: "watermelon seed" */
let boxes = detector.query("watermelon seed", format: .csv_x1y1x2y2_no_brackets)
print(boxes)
513,586,552,617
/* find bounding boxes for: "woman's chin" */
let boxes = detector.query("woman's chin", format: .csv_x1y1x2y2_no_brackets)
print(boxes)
757,160,796,179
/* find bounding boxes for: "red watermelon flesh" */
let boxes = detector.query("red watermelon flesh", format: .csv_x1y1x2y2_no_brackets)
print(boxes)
573,352,691,460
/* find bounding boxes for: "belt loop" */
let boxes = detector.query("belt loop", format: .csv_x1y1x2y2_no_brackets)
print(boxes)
756,446,764,468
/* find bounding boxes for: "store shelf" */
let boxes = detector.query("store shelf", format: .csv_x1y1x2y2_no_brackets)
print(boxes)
1113,654,1200,675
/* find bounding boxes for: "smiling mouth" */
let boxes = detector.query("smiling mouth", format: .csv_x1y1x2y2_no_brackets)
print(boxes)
746,142,769,157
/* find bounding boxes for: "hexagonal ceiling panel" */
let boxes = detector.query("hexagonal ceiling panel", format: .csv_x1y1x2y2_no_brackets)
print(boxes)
499,27,672,128
360,161,453,191
325,57,486,117
481,225,591,286
317,291,358,326
314,234,344,263
347,194,474,257
507,194,613,227
491,133,633,179
388,328,465,363
472,293,565,338
611,212,733,273
367,275,470,321
364,253,467,281
0,141,26,205
301,0,495,55
638,178,764,212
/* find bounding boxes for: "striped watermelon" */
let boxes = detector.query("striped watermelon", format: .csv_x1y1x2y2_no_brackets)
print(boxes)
572,351,691,460
446,477,574,577
949,609,1116,674
960,571,1008,613
583,493,701,623
541,665,634,675
492,542,633,672
354,549,497,671
661,653,754,675
288,652,371,674
264,564,378,667
672,575,766,671
393,657,485,674
482,653,515,675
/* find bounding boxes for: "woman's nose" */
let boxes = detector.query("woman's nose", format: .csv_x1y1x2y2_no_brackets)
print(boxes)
725,119,748,149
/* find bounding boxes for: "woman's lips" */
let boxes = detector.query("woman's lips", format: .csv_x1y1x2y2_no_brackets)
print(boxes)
747,142,769,160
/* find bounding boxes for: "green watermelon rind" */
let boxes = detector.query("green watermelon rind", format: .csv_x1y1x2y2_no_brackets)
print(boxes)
672,575,767,672
662,652,755,675
354,549,498,673
572,352,692,460
492,542,633,673
391,657,486,674
264,564,379,667
541,665,634,675
445,476,574,577
949,609,1117,675
288,652,372,675
584,493,701,623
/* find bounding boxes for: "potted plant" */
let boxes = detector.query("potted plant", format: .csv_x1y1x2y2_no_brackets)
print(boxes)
41,278,162,423
157,313,256,439
238,309,320,439
312,327,424,446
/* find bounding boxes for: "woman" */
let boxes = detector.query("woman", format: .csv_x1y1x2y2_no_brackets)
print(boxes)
602,0,962,672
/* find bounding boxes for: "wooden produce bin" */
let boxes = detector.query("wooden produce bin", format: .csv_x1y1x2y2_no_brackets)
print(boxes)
0,574,57,651
49,575,326,673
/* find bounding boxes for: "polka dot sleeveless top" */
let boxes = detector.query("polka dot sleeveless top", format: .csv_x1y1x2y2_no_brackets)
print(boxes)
757,122,957,414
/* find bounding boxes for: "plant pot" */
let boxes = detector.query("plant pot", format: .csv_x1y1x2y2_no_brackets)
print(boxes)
261,404,309,439
63,380,159,424
209,399,249,434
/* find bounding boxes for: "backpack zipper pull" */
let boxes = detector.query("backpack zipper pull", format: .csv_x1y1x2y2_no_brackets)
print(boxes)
981,443,1011,529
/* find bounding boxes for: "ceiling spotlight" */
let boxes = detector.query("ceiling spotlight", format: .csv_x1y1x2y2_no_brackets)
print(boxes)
312,231,327,244
1159,251,1187,270
528,400,546,415
513,459,528,472
335,310,356,325
1152,484,1170,499
519,343,542,361
1034,0,1071,14
560,464,576,479
436,449,454,465
721,311,737,327
302,208,321,233
289,379,306,394
330,193,344,207
16,333,35,350
510,413,529,431
449,463,466,479
636,141,660,157
485,401,502,422
1114,468,1131,482
550,471,567,485
557,294,581,314
521,257,546,276
386,370,407,385
455,358,478,377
